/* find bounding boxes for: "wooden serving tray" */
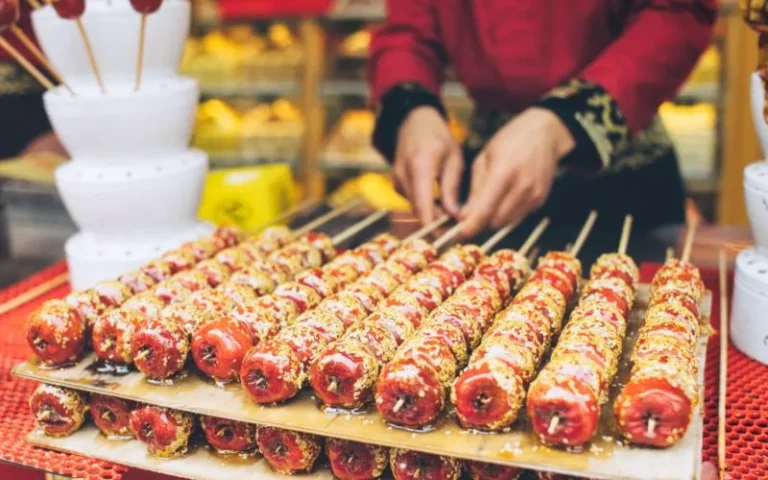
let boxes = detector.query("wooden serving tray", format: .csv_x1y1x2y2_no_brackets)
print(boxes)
15,285,709,480
26,426,332,480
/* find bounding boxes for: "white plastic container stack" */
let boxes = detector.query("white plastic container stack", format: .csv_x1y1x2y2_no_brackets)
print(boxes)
731,72,768,365
32,0,212,289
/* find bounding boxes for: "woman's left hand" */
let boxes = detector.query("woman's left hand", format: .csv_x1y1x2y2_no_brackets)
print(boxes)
458,107,574,238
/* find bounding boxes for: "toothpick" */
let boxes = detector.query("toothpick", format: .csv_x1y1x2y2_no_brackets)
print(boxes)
0,37,54,90
480,221,519,254
405,214,450,241
618,215,633,255
11,26,72,94
647,417,657,438
75,19,105,93
718,249,729,479
548,415,560,435
519,218,550,257
433,224,463,251
134,13,147,91
293,199,363,237
569,210,598,257
681,221,698,264
331,210,389,245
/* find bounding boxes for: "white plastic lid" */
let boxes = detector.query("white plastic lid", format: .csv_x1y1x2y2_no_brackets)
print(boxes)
744,162,768,193
734,248,768,297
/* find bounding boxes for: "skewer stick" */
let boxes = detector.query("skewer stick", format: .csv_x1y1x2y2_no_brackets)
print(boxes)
0,37,54,90
11,26,72,94
101,411,114,421
569,210,598,257
666,247,675,262
718,249,729,479
331,210,389,245
405,214,450,241
134,348,150,361
433,224,463,251
618,215,633,255
134,13,147,91
519,218,550,257
26,0,41,8
526,247,540,266
480,222,519,254
293,199,363,237
681,220,698,264
75,19,105,93
271,199,318,225
100,339,114,351
647,417,657,438
36,409,52,422
393,398,405,413
328,380,338,393
548,416,560,435
0,272,69,315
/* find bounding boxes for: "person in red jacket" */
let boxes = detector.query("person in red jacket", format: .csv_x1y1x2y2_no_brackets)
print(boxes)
370,0,717,239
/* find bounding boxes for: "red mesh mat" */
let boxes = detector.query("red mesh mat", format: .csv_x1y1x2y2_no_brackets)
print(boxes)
0,261,761,479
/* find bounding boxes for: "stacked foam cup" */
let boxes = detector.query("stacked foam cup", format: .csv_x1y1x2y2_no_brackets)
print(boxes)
732,1,768,365
31,0,211,288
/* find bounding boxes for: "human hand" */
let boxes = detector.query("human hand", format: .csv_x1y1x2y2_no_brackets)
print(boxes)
393,106,463,224
458,107,574,238
20,131,67,157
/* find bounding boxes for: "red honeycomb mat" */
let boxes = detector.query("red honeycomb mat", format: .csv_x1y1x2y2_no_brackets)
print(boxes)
0,262,761,479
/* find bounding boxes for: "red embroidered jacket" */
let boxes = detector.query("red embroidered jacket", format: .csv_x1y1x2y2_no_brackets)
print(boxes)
369,0,716,134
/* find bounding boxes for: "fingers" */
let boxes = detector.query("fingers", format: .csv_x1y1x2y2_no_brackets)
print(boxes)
490,182,548,229
409,153,439,224
440,146,464,217
459,154,509,238
460,152,489,219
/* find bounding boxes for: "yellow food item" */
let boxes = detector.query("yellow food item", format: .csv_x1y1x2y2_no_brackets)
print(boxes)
194,99,242,154
341,29,371,56
330,173,411,212
268,23,296,50
199,165,297,232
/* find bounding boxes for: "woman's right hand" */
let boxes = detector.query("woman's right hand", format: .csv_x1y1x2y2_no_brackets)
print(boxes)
393,106,463,223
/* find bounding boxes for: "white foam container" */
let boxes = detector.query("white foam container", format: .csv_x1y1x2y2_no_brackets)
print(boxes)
55,150,208,239
31,0,189,91
44,77,198,163
744,162,768,257
65,221,213,290
751,72,768,156
731,248,768,366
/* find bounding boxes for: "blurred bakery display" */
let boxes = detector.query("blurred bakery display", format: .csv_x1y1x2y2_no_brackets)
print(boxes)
176,0,746,222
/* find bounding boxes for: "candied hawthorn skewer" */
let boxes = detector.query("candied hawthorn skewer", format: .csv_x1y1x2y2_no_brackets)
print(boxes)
129,406,195,458
193,213,389,384
200,415,257,454
390,449,461,480
451,212,596,431
528,215,638,447
614,223,704,448
326,438,389,480
90,394,135,438
239,233,443,404
131,210,357,381
310,220,495,410
257,426,322,475
26,300,86,367
374,219,547,428
29,384,88,438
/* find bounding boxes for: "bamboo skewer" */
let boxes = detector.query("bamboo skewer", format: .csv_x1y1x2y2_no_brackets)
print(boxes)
569,210,598,257
26,0,41,9
681,221,698,264
618,215,633,255
519,218,550,257
405,214,450,241
718,249,729,479
666,247,675,262
134,13,146,91
433,224,463,250
75,19,104,93
293,200,362,237
0,272,69,316
10,25,72,94
330,211,389,246
480,222,518,253
0,37,54,90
